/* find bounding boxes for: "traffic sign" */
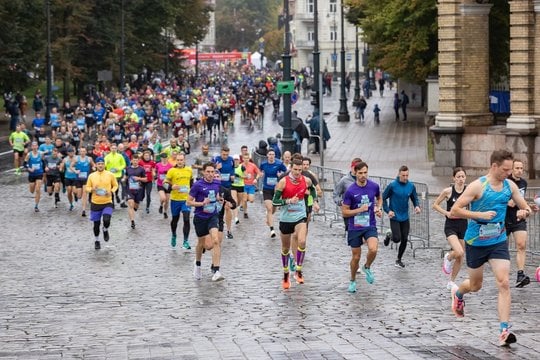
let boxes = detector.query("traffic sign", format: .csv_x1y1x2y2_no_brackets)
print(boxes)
276,81,295,94
346,53,352,61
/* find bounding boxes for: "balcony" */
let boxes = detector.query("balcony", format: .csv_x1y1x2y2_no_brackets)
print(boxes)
295,40,314,49
295,13,314,22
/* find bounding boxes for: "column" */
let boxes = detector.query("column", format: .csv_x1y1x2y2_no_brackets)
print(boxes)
507,0,536,130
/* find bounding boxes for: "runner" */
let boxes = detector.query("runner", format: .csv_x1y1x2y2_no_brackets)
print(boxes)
43,147,64,208
73,146,95,217
432,167,468,290
62,147,79,211
164,152,193,249
259,149,287,238
231,154,245,225
240,153,260,219
124,153,147,229
139,150,156,214
86,157,118,250
9,124,31,174
155,151,173,219
24,142,44,212
213,146,235,239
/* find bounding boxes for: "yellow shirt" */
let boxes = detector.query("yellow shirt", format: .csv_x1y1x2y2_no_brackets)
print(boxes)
86,170,119,205
104,152,126,179
166,166,193,201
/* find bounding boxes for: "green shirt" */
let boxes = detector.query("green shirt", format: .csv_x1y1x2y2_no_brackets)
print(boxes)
9,131,30,152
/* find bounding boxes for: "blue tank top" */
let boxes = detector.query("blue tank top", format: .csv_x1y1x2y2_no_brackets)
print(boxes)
64,157,78,179
28,151,44,176
75,156,91,179
464,176,511,246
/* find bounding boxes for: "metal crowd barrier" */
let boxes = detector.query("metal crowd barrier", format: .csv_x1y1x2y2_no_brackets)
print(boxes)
309,165,434,256
508,186,540,264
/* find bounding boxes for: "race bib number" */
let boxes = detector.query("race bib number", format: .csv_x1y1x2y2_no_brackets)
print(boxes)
479,223,501,241
353,213,370,227
267,177,277,186
95,188,107,196
128,178,140,190
220,173,230,181
78,171,87,179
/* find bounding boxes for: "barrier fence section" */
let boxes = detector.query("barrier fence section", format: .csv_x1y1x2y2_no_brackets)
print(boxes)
310,165,433,254
510,187,540,263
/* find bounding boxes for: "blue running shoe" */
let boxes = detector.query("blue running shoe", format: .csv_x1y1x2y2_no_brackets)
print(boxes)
182,239,191,250
362,265,375,284
170,235,177,248
348,280,357,293
289,255,296,272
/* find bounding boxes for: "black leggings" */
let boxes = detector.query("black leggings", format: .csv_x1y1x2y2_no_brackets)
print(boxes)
141,181,153,208
93,214,111,236
390,219,410,260
171,211,190,239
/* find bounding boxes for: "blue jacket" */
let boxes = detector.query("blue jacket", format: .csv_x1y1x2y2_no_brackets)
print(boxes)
382,177,419,222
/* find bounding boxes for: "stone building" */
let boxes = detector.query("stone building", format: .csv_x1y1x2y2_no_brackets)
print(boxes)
431,0,540,178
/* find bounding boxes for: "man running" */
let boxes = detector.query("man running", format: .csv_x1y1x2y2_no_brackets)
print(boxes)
86,157,118,250
124,154,147,229
24,142,44,212
341,162,382,293
9,124,31,175
260,149,287,238
449,150,533,346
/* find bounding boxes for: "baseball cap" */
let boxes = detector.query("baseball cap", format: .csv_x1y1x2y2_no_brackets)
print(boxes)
95,157,104,163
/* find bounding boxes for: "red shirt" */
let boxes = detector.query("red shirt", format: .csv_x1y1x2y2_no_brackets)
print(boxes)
138,159,156,182
282,174,307,200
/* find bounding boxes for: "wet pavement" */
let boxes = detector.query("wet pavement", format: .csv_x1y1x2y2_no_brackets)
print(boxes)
1,87,539,359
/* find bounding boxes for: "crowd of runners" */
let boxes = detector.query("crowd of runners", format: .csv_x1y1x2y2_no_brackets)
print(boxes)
6,62,540,348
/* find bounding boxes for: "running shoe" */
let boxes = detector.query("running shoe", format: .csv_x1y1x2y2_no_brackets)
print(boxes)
163,212,168,219
81,211,86,217
234,217,239,224
294,271,304,284
270,230,276,238
446,281,456,290
244,213,249,219
384,231,391,246
158,205,163,214
282,273,291,289
54,199,59,209
289,255,296,272
103,230,109,242
182,239,191,250
120,203,128,208
451,284,465,318
239,206,244,212
516,273,530,288
171,235,177,248
442,253,454,275
115,195,121,203
395,259,405,268
193,263,202,280
212,270,225,282
131,221,136,229
348,280,357,293
94,241,101,250
362,265,375,284
69,204,74,211
498,328,517,347
226,232,233,239
145,208,150,214
15,168,21,175
34,206,39,213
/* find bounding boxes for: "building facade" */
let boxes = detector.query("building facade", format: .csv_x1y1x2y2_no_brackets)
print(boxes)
289,0,360,73
199,0,216,52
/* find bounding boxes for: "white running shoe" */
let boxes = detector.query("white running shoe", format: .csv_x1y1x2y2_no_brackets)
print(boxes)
212,270,224,282
270,230,276,238
446,281,456,290
193,263,202,280
442,253,454,275
234,217,239,224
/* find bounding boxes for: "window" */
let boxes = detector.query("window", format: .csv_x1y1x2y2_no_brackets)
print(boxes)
308,31,314,42
330,26,337,41
307,0,314,13
330,0,337,13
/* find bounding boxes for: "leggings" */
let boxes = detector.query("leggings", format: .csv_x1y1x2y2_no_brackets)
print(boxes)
141,181,153,208
390,219,410,260
171,211,190,239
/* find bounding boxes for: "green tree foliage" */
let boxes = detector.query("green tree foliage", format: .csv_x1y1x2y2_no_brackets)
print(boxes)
347,0,509,85
0,0,211,98
215,0,282,60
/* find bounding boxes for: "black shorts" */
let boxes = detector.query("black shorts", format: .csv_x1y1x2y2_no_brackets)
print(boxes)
194,214,219,237
444,219,467,239
13,150,25,157
75,179,87,188
506,221,527,235
64,178,78,187
46,174,62,187
465,241,510,269
279,218,307,235
28,174,43,183
263,189,274,201
126,190,143,203
157,185,171,193
231,186,244,193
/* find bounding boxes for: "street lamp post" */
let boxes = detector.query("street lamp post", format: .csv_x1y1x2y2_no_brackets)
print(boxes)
312,0,320,116
280,0,295,154
120,0,125,92
195,42,199,80
353,26,360,108
45,0,52,124
332,12,337,81
337,0,349,122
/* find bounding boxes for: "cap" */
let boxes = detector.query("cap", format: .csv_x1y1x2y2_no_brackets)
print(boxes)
95,157,104,163
67,147,75,152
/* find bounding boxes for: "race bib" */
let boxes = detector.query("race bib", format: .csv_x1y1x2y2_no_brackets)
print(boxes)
267,177,277,186
220,173,230,181
95,188,107,196
128,178,140,190
353,213,370,227
179,185,189,193
479,223,501,241
78,171,87,179
203,203,216,213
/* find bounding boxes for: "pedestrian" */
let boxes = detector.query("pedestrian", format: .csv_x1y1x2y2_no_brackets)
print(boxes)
378,78,385,97
504,159,539,287
449,150,533,346
341,161,383,293
306,110,330,154
400,90,409,121
345,73,351,94
373,104,381,124
393,93,400,121
432,167,468,289
382,165,421,268
272,158,315,289
355,96,367,122
164,152,194,249
85,157,119,250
